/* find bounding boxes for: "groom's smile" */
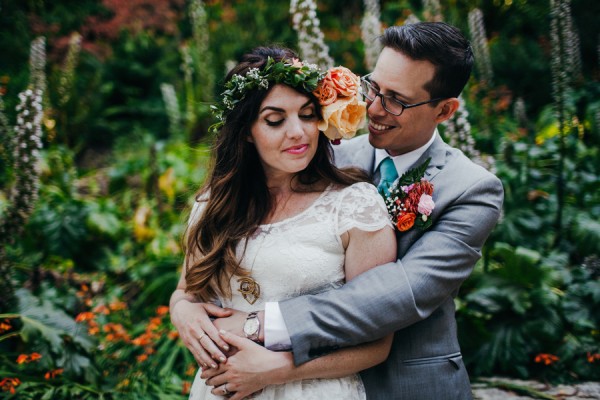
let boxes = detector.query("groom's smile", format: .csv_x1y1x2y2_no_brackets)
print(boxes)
368,120,395,133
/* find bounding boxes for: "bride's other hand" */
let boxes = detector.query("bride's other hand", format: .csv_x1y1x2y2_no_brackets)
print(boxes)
205,330,293,400
170,300,233,367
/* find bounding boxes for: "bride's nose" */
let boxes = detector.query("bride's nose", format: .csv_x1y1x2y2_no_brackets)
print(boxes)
286,116,304,139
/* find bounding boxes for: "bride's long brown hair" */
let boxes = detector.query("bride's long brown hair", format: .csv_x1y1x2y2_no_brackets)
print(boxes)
185,46,367,301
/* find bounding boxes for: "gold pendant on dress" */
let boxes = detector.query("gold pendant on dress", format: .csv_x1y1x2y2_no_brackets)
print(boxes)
237,277,260,305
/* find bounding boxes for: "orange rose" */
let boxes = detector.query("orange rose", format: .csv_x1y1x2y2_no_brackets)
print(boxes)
313,77,338,106
329,66,359,97
318,95,367,140
396,213,416,232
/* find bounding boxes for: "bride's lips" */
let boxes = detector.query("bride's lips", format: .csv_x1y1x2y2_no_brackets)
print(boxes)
284,144,309,154
368,120,395,135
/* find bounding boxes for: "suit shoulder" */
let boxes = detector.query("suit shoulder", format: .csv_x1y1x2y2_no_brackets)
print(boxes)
437,148,504,204
333,134,370,164
446,147,500,184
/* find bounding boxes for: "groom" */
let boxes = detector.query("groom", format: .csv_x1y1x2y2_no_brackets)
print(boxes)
203,22,504,399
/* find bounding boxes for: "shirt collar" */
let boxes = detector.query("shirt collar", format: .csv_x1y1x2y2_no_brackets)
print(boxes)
374,130,437,176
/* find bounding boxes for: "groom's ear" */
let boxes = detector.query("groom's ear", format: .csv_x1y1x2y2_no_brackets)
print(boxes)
434,98,460,124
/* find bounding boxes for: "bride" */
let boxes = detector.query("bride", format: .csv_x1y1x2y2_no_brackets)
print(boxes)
170,46,396,399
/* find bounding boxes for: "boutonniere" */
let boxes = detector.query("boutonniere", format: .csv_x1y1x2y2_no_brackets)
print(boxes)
382,158,435,232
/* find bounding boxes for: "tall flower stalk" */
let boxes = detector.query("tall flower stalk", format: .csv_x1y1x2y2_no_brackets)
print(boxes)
361,0,382,71
468,8,493,84
444,95,495,173
179,43,195,133
160,83,182,136
57,32,82,107
189,0,214,102
550,0,580,245
423,0,442,22
290,0,333,69
0,38,46,311
162,0,214,141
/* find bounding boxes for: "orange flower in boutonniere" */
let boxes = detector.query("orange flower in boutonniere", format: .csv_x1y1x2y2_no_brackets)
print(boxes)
396,213,416,231
381,158,435,233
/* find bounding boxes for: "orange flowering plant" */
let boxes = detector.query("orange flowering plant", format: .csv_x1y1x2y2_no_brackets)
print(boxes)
381,158,435,232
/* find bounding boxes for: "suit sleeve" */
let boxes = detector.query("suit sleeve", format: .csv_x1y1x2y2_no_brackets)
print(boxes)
279,172,504,365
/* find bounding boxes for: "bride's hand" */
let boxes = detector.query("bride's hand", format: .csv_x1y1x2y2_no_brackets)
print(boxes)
213,309,248,337
203,330,294,400
170,301,233,368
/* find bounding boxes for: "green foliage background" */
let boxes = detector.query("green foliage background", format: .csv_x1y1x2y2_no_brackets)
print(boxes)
0,0,599,397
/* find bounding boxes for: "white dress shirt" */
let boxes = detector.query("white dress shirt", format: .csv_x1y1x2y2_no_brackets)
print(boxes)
264,131,438,350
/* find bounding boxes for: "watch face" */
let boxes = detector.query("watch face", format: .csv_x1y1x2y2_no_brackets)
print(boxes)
244,317,259,336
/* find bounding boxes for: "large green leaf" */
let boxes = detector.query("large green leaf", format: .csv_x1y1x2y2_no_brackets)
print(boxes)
571,213,600,256
16,288,94,354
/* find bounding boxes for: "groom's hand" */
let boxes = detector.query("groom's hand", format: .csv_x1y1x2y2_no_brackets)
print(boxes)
203,330,293,400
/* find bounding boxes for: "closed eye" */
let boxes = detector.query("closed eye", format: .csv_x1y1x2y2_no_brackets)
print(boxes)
265,119,284,126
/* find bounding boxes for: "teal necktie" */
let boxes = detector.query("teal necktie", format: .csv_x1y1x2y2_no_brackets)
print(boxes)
377,157,399,196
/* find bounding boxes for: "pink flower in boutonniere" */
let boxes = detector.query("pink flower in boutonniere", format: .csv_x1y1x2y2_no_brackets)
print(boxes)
381,158,435,232
417,194,435,216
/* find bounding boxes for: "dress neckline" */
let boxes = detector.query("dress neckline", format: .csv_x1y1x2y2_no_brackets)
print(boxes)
259,183,334,228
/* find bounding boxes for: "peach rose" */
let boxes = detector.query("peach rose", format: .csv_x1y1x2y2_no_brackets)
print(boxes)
329,66,360,97
313,78,338,106
318,95,367,140
396,213,416,232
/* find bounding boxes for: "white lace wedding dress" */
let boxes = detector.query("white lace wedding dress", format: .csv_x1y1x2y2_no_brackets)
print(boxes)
188,182,392,400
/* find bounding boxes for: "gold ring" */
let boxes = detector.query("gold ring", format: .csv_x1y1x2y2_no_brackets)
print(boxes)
198,333,206,341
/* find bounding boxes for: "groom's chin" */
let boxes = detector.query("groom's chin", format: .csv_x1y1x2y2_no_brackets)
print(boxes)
368,131,388,150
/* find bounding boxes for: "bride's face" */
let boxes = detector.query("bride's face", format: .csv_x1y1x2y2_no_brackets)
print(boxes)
249,84,320,181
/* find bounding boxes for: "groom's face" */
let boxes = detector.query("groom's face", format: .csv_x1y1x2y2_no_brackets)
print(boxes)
366,47,444,156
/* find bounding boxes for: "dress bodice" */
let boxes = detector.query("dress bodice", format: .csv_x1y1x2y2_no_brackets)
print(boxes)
221,182,391,311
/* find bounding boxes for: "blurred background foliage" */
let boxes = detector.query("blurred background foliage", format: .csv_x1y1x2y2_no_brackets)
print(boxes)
0,0,599,398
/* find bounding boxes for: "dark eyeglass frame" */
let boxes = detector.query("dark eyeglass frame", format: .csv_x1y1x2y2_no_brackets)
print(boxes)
359,73,443,116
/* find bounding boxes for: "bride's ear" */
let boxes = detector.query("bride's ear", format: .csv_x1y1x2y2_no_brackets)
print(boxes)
434,98,460,124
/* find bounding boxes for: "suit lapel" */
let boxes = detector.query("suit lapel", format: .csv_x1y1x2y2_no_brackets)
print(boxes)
410,134,448,182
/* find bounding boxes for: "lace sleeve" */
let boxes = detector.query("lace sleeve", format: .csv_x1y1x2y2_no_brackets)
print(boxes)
335,182,392,236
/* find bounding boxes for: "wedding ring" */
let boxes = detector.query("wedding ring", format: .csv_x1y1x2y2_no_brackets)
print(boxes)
198,333,206,341
222,384,229,395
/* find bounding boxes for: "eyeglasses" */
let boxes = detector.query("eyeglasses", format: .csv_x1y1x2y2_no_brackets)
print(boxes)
359,73,443,116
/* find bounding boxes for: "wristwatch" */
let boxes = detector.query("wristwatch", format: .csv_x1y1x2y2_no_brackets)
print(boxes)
243,311,261,342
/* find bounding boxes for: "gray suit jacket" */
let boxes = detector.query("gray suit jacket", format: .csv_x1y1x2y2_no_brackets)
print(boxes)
279,134,504,399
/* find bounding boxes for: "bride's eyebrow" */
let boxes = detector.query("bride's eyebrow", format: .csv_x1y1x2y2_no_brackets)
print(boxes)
259,99,313,114
259,106,285,114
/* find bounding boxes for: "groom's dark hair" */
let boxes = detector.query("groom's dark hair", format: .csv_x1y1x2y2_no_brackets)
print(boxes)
381,22,473,99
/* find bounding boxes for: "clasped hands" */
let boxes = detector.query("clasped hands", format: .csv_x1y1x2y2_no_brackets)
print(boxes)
171,301,291,399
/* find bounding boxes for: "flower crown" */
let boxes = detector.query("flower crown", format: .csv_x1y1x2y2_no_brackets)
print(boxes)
210,57,366,142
